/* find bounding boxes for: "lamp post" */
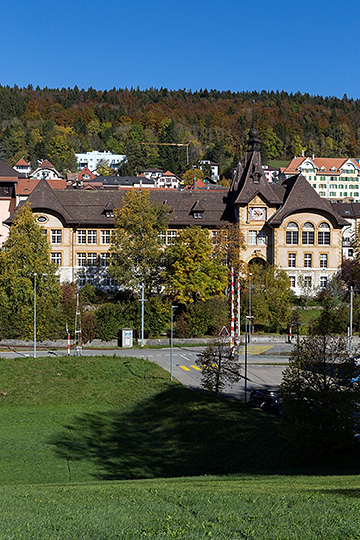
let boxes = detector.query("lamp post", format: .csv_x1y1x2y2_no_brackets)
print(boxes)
349,285,353,356
244,315,253,405
170,305,178,381
248,272,252,343
33,272,37,359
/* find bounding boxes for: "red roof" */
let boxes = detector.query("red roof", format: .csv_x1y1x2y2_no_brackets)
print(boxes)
285,157,359,174
15,158,30,166
17,178,67,195
39,159,56,169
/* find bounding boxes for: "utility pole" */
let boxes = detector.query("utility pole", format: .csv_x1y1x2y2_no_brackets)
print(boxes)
139,282,146,347
33,272,37,359
170,305,178,381
349,285,353,355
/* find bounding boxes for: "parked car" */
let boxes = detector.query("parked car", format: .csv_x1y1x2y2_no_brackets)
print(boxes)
248,389,283,413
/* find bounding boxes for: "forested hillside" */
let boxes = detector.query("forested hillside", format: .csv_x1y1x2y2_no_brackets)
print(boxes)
1,85,359,177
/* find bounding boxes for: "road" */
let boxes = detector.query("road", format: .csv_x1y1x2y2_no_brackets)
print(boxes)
1,342,293,400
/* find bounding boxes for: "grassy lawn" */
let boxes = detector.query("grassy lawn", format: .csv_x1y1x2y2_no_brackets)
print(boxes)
2,475,360,539
1,354,360,538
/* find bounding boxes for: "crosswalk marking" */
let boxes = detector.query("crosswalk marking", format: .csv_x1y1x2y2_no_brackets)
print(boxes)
180,365,191,371
191,365,201,371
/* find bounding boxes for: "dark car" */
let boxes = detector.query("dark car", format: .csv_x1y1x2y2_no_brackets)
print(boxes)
248,389,283,413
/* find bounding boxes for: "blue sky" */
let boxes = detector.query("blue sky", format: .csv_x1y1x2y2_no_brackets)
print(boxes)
2,0,359,98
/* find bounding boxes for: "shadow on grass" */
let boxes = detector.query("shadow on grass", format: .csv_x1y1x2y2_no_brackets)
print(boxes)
49,385,360,480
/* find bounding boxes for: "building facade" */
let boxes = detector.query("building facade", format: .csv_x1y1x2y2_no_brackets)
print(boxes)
75,151,126,172
4,129,352,296
283,156,360,201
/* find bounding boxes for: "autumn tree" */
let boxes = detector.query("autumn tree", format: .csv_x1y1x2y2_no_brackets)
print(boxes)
109,190,171,294
213,223,245,275
250,263,292,333
96,159,114,176
0,204,61,339
196,340,241,398
182,168,204,186
165,226,228,304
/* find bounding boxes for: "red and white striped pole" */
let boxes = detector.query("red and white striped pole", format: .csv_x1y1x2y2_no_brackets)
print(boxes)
231,267,234,353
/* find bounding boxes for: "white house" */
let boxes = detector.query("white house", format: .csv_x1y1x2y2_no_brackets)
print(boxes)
75,151,126,172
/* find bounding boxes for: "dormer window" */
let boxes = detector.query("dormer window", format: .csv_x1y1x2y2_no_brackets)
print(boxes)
105,211,114,218
191,200,205,219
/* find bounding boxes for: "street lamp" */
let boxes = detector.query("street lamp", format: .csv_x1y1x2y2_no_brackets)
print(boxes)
244,315,253,405
349,285,353,356
248,272,252,343
170,305,178,381
33,272,37,359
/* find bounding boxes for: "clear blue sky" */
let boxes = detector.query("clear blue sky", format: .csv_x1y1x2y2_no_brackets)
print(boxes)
2,0,359,98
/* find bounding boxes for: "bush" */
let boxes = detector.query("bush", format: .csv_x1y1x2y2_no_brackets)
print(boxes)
175,297,229,338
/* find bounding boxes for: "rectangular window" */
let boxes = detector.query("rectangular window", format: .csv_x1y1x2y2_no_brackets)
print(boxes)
302,231,314,245
289,276,296,288
77,230,86,244
87,230,97,244
304,253,312,268
77,253,87,267
50,252,62,265
304,276,312,288
100,253,110,267
288,253,296,268
249,230,257,245
78,274,86,287
101,230,110,244
51,229,62,244
166,231,177,245
320,276,328,288
318,231,330,245
286,231,298,245
159,231,166,244
87,253,97,266
320,254,328,268
257,232,267,245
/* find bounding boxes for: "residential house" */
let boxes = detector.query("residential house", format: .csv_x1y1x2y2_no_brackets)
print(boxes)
75,151,126,172
283,156,360,201
14,158,31,177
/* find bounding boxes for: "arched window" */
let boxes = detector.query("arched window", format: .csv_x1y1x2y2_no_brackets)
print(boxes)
318,222,330,245
286,222,299,245
302,222,315,245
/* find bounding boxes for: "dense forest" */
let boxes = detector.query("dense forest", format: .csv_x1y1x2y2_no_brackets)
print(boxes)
0,85,359,177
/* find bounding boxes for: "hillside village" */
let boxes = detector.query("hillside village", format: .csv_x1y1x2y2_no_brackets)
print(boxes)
0,126,358,298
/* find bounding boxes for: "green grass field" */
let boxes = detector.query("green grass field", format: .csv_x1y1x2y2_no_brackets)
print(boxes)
1,354,360,538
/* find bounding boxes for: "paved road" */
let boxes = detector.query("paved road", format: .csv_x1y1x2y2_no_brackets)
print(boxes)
0,342,293,400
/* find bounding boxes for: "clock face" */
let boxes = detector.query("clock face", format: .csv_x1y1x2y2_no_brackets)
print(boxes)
250,207,266,220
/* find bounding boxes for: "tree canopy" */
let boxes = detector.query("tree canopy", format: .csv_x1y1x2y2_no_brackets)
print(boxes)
165,226,228,304
109,190,171,294
0,203,61,339
1,85,360,176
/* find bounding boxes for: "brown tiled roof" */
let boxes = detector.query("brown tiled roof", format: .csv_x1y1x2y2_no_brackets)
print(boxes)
330,201,360,218
6,181,233,228
229,150,281,206
0,159,20,179
268,174,349,227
